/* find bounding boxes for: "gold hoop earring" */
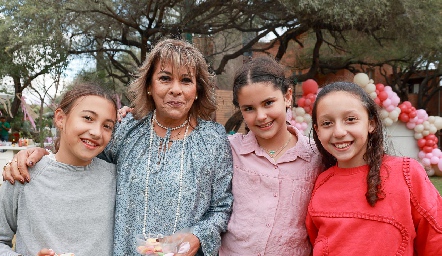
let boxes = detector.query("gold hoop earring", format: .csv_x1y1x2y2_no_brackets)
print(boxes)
195,96,198,100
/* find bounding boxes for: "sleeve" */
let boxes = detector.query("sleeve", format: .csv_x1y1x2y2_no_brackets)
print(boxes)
305,209,318,245
192,130,234,256
405,158,442,255
0,182,22,255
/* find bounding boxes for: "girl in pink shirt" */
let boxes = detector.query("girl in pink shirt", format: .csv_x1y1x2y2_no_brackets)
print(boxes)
307,81,442,255
219,56,323,256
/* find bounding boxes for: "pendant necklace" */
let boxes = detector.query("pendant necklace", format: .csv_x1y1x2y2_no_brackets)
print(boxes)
142,113,189,239
262,135,292,158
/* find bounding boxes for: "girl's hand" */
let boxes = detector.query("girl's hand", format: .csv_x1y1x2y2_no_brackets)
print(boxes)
117,106,133,122
37,248,55,256
2,147,48,184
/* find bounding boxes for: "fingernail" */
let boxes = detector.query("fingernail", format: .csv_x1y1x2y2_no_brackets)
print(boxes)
19,179,24,184
9,180,14,185
28,161,34,166
26,177,30,182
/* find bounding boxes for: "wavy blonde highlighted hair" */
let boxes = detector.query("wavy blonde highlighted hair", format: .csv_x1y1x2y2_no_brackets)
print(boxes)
128,39,216,120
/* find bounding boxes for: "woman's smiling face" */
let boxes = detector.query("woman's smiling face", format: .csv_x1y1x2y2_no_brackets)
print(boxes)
150,61,197,127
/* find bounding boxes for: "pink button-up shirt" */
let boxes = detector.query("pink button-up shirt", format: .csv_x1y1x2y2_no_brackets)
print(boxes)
220,127,323,256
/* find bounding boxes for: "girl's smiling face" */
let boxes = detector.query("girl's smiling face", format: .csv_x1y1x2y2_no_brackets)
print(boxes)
55,95,116,166
237,82,292,147
314,91,375,168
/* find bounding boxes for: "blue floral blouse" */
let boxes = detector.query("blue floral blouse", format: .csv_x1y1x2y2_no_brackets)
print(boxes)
99,112,233,256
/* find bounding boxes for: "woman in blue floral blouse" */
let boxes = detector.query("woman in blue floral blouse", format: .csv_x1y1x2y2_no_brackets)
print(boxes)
3,39,234,256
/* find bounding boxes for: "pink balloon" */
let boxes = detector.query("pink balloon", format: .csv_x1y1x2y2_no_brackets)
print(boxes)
422,157,431,167
301,122,308,130
406,122,416,129
386,105,395,112
438,160,442,172
418,151,426,159
431,156,440,165
382,98,392,108
433,148,442,157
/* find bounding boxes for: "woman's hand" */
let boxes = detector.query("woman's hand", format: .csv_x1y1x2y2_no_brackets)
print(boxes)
117,106,133,122
37,248,55,256
2,147,48,184
175,233,200,256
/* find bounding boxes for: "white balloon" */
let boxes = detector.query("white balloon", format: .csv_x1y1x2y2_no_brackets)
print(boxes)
428,116,436,123
365,83,376,93
380,109,389,119
423,121,430,130
354,73,370,87
429,125,438,134
295,107,305,116
295,116,304,123
383,117,393,126
369,92,378,99
434,117,442,130
414,132,423,140
422,130,430,137
304,114,312,123
389,109,400,120
414,124,424,133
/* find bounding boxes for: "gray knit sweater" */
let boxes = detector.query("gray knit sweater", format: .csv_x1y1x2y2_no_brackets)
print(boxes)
0,155,116,256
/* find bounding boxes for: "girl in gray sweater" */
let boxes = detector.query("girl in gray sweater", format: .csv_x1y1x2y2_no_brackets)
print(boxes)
0,83,117,256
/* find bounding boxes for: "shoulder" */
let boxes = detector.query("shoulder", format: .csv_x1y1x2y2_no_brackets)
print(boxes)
91,157,116,175
114,113,150,135
193,120,229,144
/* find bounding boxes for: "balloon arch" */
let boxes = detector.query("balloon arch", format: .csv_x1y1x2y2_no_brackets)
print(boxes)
287,74,442,177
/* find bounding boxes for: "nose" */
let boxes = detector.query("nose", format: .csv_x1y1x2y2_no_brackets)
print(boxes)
333,122,347,138
169,79,182,96
256,107,267,121
88,124,102,139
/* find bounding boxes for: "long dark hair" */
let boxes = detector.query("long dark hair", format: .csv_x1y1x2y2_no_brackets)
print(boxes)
312,81,385,206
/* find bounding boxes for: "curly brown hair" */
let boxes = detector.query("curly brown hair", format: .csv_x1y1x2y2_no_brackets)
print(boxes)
128,38,216,121
311,81,386,206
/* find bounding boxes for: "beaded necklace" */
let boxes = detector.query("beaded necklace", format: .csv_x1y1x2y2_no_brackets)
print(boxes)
142,114,189,239
153,110,188,131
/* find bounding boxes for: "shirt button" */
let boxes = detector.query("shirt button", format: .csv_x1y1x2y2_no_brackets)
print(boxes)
274,165,278,169
273,193,278,197
266,223,271,227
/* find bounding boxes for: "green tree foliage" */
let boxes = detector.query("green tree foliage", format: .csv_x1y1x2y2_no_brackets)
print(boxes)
278,0,442,108
0,0,70,118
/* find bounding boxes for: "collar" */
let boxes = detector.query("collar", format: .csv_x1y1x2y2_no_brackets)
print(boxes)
237,125,315,162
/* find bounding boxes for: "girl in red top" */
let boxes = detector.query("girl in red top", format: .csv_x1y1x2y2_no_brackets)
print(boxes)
306,81,442,255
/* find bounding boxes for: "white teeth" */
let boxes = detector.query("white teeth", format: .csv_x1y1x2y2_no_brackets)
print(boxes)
259,122,272,128
82,139,97,147
335,143,350,149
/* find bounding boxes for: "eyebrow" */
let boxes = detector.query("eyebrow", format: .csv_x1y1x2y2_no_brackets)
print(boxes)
239,96,277,108
81,110,116,124
157,70,193,77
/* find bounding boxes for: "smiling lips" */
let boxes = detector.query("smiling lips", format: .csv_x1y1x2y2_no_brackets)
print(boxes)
334,142,352,149
81,139,99,148
167,100,184,107
257,121,273,129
